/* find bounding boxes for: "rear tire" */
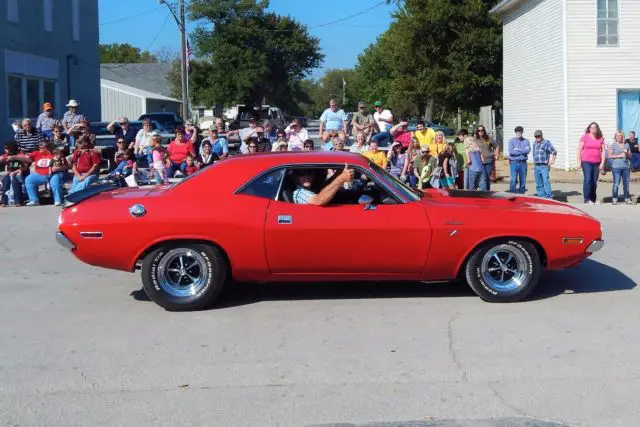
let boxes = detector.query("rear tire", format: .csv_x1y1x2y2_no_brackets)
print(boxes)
141,243,227,311
464,239,541,302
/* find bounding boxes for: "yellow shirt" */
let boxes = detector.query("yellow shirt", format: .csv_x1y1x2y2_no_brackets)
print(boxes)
364,150,388,169
428,142,446,157
414,128,436,149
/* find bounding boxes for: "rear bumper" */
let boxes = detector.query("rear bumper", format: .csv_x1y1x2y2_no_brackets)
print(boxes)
587,239,604,254
56,232,75,250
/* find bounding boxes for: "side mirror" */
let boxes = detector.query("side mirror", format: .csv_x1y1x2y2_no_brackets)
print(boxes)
358,195,376,210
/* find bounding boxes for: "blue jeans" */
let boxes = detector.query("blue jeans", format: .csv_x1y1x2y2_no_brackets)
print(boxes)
468,169,486,190
509,160,527,193
463,167,470,190
581,161,600,203
612,167,630,200
371,131,392,147
25,172,66,205
631,153,640,170
153,169,168,185
1,174,25,205
167,161,187,178
70,174,98,194
534,165,552,198
409,174,418,188
482,163,493,191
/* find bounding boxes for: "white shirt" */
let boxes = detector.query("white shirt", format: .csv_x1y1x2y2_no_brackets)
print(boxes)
135,129,152,153
239,127,259,154
285,126,309,151
374,109,393,133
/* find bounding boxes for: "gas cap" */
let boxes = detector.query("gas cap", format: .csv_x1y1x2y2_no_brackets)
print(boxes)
129,204,146,218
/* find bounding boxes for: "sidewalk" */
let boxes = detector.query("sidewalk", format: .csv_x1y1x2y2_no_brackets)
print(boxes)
490,175,640,204
494,159,640,184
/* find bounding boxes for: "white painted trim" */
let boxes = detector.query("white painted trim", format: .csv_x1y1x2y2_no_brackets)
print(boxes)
595,0,620,47
563,0,570,170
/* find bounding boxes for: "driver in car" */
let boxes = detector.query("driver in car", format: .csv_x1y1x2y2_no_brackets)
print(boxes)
293,164,354,205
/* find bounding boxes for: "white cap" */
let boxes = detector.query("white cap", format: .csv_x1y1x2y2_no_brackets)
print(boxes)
66,99,79,107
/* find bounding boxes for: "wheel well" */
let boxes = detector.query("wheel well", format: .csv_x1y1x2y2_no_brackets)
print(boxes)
135,239,232,278
456,236,547,279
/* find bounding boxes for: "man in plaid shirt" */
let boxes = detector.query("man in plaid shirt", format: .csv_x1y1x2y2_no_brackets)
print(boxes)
532,130,557,198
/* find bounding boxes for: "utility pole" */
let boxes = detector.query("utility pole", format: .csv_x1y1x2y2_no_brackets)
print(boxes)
179,0,189,119
159,0,189,119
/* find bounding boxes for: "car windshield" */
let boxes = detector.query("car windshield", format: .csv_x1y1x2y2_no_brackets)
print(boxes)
368,161,422,201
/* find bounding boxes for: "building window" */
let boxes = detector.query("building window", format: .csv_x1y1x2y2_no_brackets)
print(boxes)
6,75,57,120
44,0,53,32
72,0,80,41
8,76,22,118
7,0,18,23
597,0,619,46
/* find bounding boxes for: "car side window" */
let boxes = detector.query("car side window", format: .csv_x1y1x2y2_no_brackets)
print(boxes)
238,168,285,200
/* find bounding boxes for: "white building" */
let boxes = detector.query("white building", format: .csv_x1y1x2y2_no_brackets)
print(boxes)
491,0,640,170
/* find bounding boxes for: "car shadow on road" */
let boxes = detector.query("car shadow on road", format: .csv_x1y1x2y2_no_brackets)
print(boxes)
128,259,635,308
532,259,636,300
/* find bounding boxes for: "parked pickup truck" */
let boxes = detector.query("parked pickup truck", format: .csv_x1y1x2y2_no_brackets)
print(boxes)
227,105,287,131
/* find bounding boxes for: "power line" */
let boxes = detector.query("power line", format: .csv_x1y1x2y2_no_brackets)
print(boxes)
144,13,172,51
208,1,388,33
99,6,165,26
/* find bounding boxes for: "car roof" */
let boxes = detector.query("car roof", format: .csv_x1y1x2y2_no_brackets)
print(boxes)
222,150,371,169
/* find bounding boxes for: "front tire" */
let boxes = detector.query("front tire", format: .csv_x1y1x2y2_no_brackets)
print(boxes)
141,243,227,311
464,239,541,302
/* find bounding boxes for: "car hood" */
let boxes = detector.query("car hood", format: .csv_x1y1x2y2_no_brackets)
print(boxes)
421,189,593,217
64,183,171,207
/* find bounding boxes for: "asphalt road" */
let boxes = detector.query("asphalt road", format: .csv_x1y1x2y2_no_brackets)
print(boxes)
1,204,639,427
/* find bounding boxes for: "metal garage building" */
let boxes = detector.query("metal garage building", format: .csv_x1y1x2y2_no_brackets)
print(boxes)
100,63,181,121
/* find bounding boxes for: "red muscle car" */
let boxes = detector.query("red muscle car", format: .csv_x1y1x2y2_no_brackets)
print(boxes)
56,151,604,311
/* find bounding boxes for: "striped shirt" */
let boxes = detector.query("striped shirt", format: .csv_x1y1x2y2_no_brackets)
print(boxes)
14,129,44,153
293,187,315,204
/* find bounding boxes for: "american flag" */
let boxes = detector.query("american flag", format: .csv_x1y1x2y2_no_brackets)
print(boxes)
186,41,192,74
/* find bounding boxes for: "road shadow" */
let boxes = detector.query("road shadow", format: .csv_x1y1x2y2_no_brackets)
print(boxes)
128,259,635,308
532,259,636,300
551,190,581,202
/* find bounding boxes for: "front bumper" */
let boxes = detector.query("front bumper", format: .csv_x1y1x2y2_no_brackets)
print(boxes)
56,232,75,250
587,239,604,253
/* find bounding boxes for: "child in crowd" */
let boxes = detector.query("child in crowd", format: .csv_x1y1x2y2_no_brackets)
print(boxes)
184,154,199,176
49,148,68,181
417,152,438,190
150,137,168,185
109,149,135,178
1,140,28,206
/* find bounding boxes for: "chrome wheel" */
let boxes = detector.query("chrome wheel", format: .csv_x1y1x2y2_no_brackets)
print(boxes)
157,249,210,298
480,246,528,292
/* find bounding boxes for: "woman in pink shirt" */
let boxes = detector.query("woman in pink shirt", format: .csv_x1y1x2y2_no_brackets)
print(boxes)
577,122,606,204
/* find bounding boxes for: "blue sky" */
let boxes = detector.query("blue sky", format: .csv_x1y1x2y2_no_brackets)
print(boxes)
98,0,397,78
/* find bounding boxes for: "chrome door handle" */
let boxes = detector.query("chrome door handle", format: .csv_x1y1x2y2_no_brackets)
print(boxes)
277,215,292,225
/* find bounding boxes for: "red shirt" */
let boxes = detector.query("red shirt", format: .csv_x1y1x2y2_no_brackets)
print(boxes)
73,149,101,174
29,150,54,175
167,140,194,163
185,164,199,175
394,130,413,148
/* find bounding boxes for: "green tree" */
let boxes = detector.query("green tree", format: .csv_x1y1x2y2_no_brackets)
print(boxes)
99,43,157,63
352,0,502,122
178,0,323,111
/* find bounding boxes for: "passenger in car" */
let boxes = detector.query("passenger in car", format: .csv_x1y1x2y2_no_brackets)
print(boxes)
292,165,354,205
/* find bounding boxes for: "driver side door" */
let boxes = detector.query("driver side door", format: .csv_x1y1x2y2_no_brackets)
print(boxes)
264,166,431,277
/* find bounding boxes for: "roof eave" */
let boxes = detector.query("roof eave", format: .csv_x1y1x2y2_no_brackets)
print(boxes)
489,0,527,15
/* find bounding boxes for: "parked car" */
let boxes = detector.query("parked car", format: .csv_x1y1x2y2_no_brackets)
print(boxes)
227,105,287,131
138,112,183,134
57,151,604,311
407,120,456,137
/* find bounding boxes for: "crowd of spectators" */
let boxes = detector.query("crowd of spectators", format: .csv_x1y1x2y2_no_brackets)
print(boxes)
5,96,638,208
